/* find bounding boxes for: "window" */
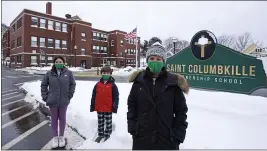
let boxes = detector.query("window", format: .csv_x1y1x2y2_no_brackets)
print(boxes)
103,47,107,53
48,38,54,48
111,40,114,46
40,38,45,47
31,17,38,27
120,40,124,46
16,55,22,63
93,32,97,36
48,20,54,30
62,40,67,49
62,24,67,32
103,34,107,41
11,40,15,49
31,36,37,47
55,40,60,48
48,57,53,61
40,19,46,28
31,56,37,64
41,56,45,60
81,48,85,55
12,24,16,32
55,22,61,31
81,32,86,40
96,33,100,37
17,18,22,29
96,46,100,51
17,37,22,47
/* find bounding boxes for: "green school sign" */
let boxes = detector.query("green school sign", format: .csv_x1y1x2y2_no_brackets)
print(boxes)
166,30,267,94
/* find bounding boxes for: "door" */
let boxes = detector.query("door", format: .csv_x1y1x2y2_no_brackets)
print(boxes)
80,60,86,68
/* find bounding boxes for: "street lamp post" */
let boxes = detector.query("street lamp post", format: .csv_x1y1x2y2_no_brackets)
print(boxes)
74,45,77,68
124,49,127,67
172,37,178,54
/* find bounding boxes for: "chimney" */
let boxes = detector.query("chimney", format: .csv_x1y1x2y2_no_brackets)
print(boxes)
46,2,52,15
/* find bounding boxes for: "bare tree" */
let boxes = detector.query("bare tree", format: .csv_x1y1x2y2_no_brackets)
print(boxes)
217,35,236,49
148,37,162,47
234,32,254,51
163,37,189,54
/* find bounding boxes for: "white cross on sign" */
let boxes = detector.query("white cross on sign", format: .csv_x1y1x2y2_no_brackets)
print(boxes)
194,35,212,58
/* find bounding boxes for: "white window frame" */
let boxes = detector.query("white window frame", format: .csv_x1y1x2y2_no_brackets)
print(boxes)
40,37,46,47
55,22,61,31
48,38,54,48
62,24,67,32
81,48,85,55
93,32,97,37
40,18,46,29
31,17,38,27
111,40,114,46
31,36,37,47
48,20,54,30
48,57,53,60
62,40,67,49
31,56,37,64
55,40,60,49
81,32,86,40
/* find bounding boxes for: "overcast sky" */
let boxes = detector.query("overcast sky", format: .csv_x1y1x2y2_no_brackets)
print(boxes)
2,1,267,45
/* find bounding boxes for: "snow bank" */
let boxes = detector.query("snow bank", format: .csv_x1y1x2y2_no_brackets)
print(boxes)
112,66,146,77
21,81,267,149
15,65,93,74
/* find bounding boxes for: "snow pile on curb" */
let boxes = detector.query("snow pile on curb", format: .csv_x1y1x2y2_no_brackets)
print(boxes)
112,66,146,77
15,65,93,74
21,80,267,149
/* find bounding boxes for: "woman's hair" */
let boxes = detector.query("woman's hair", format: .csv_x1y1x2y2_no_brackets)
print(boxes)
53,56,65,63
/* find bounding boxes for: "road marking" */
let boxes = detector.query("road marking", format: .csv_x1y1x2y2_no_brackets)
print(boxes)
2,89,18,94
2,120,49,150
2,94,24,101
5,76,19,79
19,75,35,78
2,105,28,116
14,82,26,86
2,99,24,107
2,91,20,97
2,110,36,129
14,80,38,86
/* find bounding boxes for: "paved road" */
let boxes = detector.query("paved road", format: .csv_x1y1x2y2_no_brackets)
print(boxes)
1,67,83,150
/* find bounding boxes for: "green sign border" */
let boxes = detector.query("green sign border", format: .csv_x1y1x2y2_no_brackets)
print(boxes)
166,44,267,94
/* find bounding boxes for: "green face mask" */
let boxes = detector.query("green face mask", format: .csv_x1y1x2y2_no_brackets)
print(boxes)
147,61,164,73
102,75,110,80
55,63,64,69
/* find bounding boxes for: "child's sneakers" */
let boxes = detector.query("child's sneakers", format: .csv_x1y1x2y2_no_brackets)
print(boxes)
95,136,104,143
52,137,59,148
58,136,66,147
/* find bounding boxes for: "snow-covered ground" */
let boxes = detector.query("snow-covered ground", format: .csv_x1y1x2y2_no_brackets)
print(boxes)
21,80,267,149
14,65,97,75
112,66,146,77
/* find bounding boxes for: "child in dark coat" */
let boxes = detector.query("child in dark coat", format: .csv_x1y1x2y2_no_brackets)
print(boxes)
90,66,119,143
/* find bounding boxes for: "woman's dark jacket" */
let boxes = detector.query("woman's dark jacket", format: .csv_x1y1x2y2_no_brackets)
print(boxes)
41,66,76,107
127,67,189,150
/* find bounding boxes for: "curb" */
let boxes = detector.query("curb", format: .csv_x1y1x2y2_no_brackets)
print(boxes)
18,85,86,141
